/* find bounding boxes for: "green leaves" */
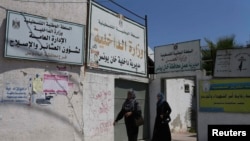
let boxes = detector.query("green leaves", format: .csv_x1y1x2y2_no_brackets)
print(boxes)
202,35,238,76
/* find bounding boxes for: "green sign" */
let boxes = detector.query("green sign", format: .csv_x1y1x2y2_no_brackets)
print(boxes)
200,78,250,112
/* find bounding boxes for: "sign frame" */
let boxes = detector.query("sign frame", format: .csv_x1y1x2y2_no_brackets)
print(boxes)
5,10,85,65
87,2,147,77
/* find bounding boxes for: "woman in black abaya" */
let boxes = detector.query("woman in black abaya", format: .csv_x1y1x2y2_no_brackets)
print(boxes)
113,89,142,141
152,92,172,141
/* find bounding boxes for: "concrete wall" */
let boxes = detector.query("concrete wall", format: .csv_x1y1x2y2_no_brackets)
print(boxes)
82,72,115,141
0,1,84,141
0,68,148,141
0,1,150,141
0,66,83,141
166,78,195,133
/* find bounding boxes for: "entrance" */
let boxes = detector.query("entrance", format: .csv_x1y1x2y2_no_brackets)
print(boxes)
164,77,197,133
114,79,149,141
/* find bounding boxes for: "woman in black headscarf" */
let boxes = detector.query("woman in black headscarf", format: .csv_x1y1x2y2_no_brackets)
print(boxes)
152,92,172,141
113,89,142,141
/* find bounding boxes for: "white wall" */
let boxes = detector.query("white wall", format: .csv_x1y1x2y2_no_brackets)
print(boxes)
82,72,115,141
0,1,151,141
0,63,84,141
0,1,86,141
166,78,194,133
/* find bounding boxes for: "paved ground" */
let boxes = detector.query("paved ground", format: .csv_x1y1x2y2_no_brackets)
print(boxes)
172,132,197,141
142,132,197,141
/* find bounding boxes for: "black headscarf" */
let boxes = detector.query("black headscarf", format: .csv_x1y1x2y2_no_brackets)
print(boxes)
123,89,136,111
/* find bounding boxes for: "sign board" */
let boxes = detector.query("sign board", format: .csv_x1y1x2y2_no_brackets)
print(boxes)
154,40,201,73
5,10,85,65
200,78,250,113
214,48,250,77
88,2,147,77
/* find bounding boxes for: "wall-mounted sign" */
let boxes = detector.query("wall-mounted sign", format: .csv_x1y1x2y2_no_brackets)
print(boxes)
88,2,147,77
154,40,201,73
214,48,250,77
200,78,250,113
5,10,85,65
3,82,29,104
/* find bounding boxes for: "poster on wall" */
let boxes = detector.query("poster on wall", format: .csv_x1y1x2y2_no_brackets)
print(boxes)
5,10,85,65
214,48,250,77
3,82,29,104
2,71,32,104
200,78,250,113
88,2,147,77
154,40,201,73
43,73,69,95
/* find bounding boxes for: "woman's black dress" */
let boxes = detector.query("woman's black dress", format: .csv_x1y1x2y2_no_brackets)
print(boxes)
115,100,141,141
152,101,172,141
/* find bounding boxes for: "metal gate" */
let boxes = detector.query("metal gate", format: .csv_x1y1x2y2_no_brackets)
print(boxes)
114,79,149,141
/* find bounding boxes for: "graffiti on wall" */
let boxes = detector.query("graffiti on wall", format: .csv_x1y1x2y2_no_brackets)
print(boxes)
84,74,114,137
85,89,113,137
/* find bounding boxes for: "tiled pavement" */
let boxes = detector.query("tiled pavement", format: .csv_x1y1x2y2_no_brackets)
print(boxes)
142,132,197,141
172,132,197,141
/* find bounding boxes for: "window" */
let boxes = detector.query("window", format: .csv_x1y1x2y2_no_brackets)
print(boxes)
184,84,190,93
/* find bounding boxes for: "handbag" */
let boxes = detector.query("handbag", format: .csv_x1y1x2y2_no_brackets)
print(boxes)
135,116,144,126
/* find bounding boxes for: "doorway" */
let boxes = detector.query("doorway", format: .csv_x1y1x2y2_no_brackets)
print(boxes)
164,77,197,133
114,79,149,141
